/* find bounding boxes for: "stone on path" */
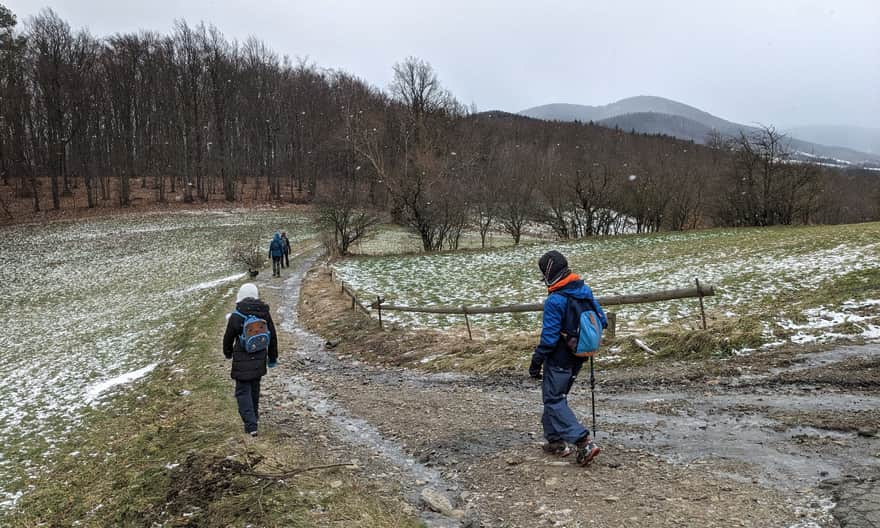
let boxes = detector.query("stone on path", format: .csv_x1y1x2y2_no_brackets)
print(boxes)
421,487,455,516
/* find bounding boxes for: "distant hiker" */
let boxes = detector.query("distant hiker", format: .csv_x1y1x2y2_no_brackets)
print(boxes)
530,250,607,466
281,231,291,268
269,232,284,277
223,283,278,436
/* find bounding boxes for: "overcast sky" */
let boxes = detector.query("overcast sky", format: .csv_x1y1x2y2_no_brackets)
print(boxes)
6,0,879,128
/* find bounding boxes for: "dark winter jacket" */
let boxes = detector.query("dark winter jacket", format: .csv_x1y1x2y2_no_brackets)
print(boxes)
269,234,284,257
532,277,607,370
281,235,291,254
223,297,279,380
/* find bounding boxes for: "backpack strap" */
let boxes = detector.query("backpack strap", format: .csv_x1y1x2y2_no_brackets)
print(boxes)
556,292,581,339
232,310,249,341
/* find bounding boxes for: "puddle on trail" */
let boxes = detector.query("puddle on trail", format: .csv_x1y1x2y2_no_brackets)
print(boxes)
581,348,880,492
732,345,880,384
276,255,462,527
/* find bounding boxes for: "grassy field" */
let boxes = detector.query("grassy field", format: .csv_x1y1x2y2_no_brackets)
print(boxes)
8,259,419,527
0,209,312,512
333,222,880,360
347,223,548,255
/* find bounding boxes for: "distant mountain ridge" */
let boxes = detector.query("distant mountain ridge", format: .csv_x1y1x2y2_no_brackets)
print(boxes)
785,125,880,157
520,96,880,165
597,112,712,141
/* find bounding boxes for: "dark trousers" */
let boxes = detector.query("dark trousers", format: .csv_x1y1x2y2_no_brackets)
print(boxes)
541,364,589,443
234,378,261,433
282,252,289,268
272,256,282,276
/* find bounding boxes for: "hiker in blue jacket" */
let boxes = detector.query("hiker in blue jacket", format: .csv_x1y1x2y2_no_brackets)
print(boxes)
530,250,607,466
269,232,284,277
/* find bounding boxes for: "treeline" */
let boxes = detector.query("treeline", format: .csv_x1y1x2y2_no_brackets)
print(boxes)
1,6,877,247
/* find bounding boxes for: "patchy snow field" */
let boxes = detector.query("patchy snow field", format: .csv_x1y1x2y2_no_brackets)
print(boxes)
0,209,312,509
333,223,880,342
348,224,549,256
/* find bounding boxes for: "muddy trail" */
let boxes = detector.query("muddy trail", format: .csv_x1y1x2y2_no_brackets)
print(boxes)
260,255,880,528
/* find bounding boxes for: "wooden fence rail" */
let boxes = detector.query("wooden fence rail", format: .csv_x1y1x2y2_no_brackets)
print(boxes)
329,266,714,340
371,284,714,315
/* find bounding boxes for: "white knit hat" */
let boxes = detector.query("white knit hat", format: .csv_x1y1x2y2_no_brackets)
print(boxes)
236,283,259,302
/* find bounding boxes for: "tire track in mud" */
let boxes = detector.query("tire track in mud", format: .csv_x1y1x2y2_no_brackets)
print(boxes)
265,254,471,527
264,254,880,527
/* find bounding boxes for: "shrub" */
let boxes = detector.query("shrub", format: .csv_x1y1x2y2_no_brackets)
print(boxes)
228,242,267,272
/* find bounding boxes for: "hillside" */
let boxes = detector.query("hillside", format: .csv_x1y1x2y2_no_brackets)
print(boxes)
521,96,880,165
598,112,713,140
787,124,880,156
522,96,732,131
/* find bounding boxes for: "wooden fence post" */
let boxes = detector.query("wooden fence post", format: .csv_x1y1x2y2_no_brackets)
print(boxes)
377,296,383,329
695,278,707,330
463,306,472,340
606,312,617,338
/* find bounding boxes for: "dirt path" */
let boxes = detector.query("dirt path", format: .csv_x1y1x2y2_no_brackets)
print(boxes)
260,254,880,528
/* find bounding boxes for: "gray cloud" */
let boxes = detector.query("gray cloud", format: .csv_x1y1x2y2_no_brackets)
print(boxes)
6,0,879,127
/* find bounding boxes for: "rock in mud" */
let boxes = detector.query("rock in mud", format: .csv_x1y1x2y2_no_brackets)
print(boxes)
421,487,455,516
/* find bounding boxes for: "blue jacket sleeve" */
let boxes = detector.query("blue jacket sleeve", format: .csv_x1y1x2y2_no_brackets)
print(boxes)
532,294,566,363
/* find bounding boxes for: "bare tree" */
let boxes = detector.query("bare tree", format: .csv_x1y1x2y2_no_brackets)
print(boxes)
723,125,821,226
28,9,76,209
497,143,536,245
205,25,237,201
228,241,267,273
0,5,868,230
317,188,380,256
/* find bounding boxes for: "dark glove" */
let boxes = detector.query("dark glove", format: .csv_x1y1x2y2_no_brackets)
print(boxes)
267,359,277,368
529,357,543,380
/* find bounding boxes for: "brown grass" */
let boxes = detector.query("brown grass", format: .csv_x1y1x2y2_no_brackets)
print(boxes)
301,261,546,374
8,284,420,528
0,175,312,226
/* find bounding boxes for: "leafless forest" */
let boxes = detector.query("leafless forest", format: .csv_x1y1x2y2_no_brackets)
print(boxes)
1,6,877,248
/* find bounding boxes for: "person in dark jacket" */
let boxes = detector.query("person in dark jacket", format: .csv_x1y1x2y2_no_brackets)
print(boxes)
223,283,279,436
530,250,607,465
269,232,284,277
280,232,291,268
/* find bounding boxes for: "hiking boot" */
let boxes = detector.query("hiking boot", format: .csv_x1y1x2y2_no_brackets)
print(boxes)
248,430,258,437
542,440,574,457
575,437,600,466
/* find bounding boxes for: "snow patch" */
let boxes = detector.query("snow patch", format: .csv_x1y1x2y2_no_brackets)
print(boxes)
178,272,246,294
778,298,880,344
0,490,23,509
84,363,157,404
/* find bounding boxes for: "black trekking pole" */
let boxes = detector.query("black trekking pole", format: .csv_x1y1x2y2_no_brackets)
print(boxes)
589,355,597,438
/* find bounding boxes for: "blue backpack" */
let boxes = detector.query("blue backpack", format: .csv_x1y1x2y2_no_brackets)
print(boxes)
270,239,283,255
561,297,604,358
233,310,271,353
